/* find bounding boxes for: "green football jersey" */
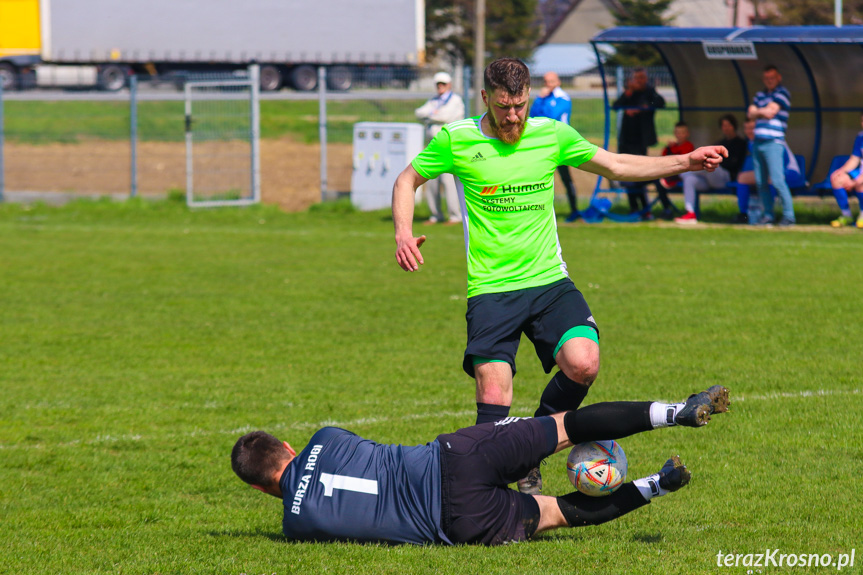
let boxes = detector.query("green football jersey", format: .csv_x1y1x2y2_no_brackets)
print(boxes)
411,115,598,297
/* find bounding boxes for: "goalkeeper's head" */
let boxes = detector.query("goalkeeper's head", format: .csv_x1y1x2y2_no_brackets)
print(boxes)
231,431,296,498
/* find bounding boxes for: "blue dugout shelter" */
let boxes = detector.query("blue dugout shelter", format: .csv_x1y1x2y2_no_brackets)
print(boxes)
590,26,863,188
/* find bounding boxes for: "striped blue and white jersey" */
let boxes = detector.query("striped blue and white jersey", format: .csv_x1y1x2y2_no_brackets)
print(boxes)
753,85,791,142
280,427,451,545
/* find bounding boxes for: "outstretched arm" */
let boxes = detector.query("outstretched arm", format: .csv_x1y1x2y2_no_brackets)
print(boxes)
392,165,429,272
579,145,728,182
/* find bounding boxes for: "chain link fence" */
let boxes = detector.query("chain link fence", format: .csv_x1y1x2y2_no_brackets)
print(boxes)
0,64,680,211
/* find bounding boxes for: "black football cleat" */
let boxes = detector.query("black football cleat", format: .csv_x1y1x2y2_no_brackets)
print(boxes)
517,466,543,495
657,455,691,492
675,385,730,427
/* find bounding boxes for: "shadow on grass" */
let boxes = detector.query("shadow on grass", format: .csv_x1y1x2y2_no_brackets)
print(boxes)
207,529,287,543
632,532,663,544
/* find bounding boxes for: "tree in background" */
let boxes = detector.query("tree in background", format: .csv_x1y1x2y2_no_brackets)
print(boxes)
605,0,675,67
758,0,863,25
425,0,541,69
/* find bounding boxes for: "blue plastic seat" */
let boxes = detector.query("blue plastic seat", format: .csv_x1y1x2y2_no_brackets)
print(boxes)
811,155,851,195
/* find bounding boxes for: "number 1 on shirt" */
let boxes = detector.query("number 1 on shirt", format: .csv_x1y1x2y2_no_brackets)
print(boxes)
319,473,379,497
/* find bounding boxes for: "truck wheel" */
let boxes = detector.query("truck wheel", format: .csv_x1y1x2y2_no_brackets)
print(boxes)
0,63,18,91
259,65,282,91
98,65,128,91
326,66,352,91
290,65,318,91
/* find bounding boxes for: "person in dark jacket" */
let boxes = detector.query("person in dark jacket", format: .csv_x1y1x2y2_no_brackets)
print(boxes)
612,67,666,218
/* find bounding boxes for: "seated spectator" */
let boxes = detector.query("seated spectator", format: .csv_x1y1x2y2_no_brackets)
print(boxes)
674,115,748,225
655,121,693,218
829,111,863,229
734,119,801,224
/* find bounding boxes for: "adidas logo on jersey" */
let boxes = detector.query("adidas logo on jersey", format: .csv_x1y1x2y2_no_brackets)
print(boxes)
470,152,486,163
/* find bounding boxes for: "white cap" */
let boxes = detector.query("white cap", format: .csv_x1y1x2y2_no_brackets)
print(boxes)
433,72,452,85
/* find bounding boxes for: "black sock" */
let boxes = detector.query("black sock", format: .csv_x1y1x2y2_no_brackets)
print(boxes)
475,403,510,425
557,483,648,527
563,402,652,444
534,371,590,418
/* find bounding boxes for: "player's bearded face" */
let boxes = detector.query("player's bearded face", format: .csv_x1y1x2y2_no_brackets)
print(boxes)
485,89,528,144
488,109,526,144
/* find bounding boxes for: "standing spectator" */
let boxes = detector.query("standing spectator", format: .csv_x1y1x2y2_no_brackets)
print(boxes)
656,121,693,218
735,119,801,224
415,72,465,225
675,114,748,225
612,67,666,219
748,65,795,226
531,71,581,222
829,111,863,229
392,57,728,495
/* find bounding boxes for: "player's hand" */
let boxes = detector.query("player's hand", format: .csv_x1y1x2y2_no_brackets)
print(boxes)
747,104,758,119
395,235,426,272
689,146,728,172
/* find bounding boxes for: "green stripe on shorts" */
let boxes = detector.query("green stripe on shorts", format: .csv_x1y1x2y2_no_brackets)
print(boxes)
554,325,599,358
472,356,508,366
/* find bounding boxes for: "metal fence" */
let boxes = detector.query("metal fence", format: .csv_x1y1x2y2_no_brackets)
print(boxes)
0,64,680,210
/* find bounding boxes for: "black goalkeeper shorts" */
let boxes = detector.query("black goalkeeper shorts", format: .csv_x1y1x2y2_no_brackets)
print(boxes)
437,416,558,545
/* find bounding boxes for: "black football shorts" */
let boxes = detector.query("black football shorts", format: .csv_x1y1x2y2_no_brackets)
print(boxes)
437,416,558,545
463,278,598,377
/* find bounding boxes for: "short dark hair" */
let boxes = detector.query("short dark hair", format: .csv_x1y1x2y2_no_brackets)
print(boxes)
674,121,688,129
718,113,738,130
484,58,530,95
231,431,289,488
764,64,779,73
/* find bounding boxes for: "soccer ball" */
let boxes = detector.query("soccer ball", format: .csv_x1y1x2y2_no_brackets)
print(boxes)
566,440,627,497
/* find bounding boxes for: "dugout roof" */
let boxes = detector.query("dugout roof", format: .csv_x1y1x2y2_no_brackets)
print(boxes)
590,26,863,184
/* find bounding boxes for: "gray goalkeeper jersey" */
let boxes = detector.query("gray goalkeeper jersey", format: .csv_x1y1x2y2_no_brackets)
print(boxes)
280,426,452,545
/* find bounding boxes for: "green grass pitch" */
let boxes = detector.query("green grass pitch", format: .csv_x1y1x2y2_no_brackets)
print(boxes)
0,198,860,574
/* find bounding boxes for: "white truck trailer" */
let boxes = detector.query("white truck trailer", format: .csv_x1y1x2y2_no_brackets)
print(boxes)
0,0,425,91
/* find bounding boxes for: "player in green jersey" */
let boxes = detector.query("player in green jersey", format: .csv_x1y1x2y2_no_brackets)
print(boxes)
392,58,727,495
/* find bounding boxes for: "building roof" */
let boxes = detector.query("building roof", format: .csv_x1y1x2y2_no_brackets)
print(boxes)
540,0,731,45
